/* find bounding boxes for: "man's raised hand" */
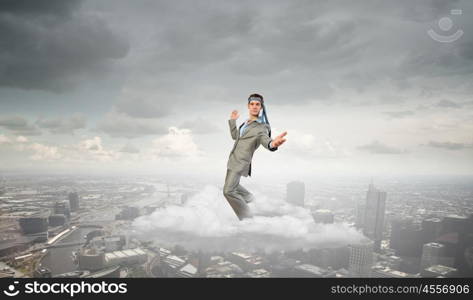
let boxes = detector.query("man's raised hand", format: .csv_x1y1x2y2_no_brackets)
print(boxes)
272,131,287,147
230,110,240,120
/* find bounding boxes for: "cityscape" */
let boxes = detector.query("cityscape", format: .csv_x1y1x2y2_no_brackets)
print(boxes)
1,174,472,278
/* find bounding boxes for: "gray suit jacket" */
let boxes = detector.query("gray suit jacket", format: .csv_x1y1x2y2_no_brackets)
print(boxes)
227,119,277,177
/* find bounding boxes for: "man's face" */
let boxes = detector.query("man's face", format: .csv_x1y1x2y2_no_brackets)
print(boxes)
248,100,262,117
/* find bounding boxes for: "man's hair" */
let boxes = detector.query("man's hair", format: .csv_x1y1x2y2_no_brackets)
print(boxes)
248,93,263,102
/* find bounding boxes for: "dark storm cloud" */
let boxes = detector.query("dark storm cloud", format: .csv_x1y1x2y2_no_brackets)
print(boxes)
398,47,473,88
0,0,129,92
426,140,473,150
114,0,365,103
2,0,473,107
153,3,256,70
390,0,461,22
0,0,80,16
35,114,86,135
121,0,472,106
0,116,41,136
383,110,415,119
357,140,406,154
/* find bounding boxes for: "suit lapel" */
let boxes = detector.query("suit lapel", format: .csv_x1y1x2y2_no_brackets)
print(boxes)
231,121,256,153
236,122,244,142
240,121,257,138
231,123,244,153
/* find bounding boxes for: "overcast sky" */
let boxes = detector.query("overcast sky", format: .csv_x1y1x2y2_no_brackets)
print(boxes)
0,0,472,181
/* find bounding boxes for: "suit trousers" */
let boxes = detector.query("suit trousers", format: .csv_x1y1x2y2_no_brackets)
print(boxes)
223,169,254,220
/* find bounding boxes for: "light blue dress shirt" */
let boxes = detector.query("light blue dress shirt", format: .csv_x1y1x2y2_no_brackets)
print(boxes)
239,116,264,137
239,116,275,149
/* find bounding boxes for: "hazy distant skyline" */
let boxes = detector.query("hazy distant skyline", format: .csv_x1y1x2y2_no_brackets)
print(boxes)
1,0,472,178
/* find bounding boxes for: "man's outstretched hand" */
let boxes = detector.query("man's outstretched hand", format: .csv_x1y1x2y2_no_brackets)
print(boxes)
272,131,287,147
230,110,240,120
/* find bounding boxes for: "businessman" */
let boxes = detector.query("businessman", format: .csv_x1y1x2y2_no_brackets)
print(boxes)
224,93,287,220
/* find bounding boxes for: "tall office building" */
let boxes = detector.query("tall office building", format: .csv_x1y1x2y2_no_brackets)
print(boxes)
19,212,49,234
48,214,66,227
355,203,365,229
438,214,473,276
420,242,446,271
389,218,413,250
421,218,442,243
441,215,468,236
390,217,424,257
348,239,374,277
460,214,473,277
54,200,71,220
68,192,80,212
362,183,386,251
286,181,305,207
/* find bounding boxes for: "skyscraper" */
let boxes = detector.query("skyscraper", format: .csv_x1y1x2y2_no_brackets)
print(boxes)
390,218,413,251
362,183,386,251
348,239,374,277
420,242,446,271
286,181,305,207
441,215,468,236
355,203,365,229
54,200,71,220
68,192,80,212
421,217,442,244
438,214,473,276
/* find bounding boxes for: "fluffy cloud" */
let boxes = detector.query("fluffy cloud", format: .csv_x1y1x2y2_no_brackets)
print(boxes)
6,134,121,163
0,134,28,145
76,136,120,161
283,129,351,158
16,136,28,143
28,143,61,161
0,134,11,144
132,185,365,252
0,134,28,151
151,127,201,159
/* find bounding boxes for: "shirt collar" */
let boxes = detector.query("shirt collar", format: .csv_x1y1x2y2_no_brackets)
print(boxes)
246,116,264,124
